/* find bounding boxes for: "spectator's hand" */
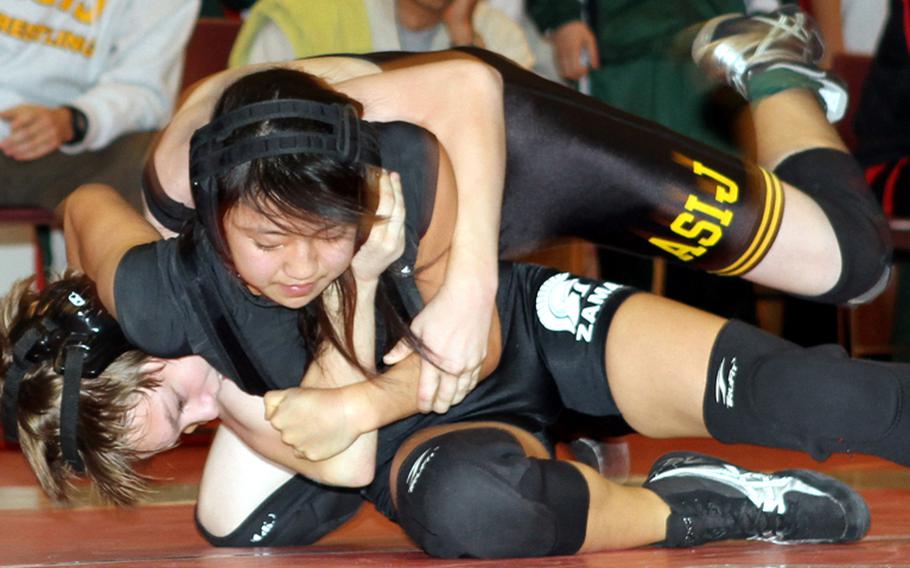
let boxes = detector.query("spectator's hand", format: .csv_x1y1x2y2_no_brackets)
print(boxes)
0,104,73,161
350,169,406,283
264,386,360,461
383,278,491,414
551,20,600,81
443,0,484,47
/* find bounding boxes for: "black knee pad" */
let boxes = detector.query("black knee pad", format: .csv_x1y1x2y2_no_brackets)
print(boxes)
394,428,589,558
775,148,892,304
704,319,910,464
195,475,362,547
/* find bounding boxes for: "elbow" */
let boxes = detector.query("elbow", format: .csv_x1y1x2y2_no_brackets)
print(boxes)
447,58,503,107
312,454,376,488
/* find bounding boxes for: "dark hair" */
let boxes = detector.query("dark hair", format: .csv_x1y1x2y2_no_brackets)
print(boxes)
208,68,421,372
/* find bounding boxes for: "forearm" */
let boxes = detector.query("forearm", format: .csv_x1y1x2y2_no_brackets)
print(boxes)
417,65,503,302
274,278,381,482
347,355,424,433
219,384,376,487
307,278,379,387
341,59,505,298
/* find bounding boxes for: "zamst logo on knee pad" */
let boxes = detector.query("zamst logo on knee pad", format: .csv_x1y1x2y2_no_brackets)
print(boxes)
715,357,738,408
406,446,439,494
535,273,622,343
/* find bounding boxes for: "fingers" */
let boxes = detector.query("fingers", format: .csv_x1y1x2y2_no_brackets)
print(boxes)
417,359,440,413
378,170,405,244
0,105,66,160
583,35,601,69
368,170,405,252
558,44,587,80
451,366,480,406
417,358,481,414
433,371,459,414
553,22,599,80
383,339,414,365
263,389,288,421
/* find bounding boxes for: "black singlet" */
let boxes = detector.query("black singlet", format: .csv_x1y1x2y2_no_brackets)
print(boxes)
347,48,782,277
146,48,783,280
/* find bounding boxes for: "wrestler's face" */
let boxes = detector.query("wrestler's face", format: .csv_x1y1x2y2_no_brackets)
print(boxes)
130,356,223,454
223,203,357,309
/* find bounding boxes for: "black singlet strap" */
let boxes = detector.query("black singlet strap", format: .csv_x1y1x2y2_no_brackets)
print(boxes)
177,232,271,395
189,99,380,183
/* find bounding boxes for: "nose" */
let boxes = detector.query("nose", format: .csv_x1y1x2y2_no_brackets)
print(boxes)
282,238,319,281
183,394,219,431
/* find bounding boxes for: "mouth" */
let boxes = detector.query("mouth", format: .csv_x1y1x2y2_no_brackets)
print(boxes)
279,281,317,298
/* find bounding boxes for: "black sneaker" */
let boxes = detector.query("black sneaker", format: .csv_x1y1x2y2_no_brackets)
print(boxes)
644,451,870,547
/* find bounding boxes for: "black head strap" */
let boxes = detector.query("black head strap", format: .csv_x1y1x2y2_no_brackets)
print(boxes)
1,283,132,473
188,98,382,254
189,98,381,183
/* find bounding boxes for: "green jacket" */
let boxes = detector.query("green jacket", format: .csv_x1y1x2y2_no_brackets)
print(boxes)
527,0,746,153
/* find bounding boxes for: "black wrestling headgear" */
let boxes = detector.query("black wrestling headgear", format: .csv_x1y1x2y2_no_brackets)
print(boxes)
188,98,382,249
2,279,132,472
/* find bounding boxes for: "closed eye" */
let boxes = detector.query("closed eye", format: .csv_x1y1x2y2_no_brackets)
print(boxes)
253,241,282,251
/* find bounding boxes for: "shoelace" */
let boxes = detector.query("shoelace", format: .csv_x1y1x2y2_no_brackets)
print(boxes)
684,497,787,545
752,12,811,58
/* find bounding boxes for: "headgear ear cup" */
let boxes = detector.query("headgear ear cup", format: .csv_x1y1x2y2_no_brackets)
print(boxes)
2,277,132,471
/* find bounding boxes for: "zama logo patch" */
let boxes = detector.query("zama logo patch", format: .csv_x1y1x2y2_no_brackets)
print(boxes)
535,273,623,343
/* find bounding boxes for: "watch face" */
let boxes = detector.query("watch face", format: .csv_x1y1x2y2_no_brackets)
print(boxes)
69,106,88,143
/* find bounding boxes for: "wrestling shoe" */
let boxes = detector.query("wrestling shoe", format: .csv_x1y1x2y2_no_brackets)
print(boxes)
644,452,870,547
692,6,848,122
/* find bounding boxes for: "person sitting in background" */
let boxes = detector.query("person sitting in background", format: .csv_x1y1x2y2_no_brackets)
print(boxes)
0,0,200,212
854,0,910,216
228,0,534,70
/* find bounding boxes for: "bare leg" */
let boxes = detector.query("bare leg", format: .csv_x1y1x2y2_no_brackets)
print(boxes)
196,425,295,537
605,293,723,437
744,89,843,296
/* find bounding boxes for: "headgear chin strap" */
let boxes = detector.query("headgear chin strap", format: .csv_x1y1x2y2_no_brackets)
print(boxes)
188,98,382,248
2,280,132,473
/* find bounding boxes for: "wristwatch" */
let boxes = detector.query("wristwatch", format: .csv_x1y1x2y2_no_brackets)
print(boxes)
63,105,88,144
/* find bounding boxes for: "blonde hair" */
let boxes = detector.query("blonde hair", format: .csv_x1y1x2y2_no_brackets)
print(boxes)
1,274,160,505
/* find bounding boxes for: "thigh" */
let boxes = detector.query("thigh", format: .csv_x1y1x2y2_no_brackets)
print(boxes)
605,293,725,438
0,132,153,211
196,425,297,537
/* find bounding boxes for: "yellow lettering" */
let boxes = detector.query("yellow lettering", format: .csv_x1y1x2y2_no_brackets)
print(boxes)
64,32,83,52
693,160,739,203
73,0,104,25
1,9,94,58
648,237,707,262
10,18,27,39
24,23,44,41
684,194,733,227
670,213,722,247
49,29,67,46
